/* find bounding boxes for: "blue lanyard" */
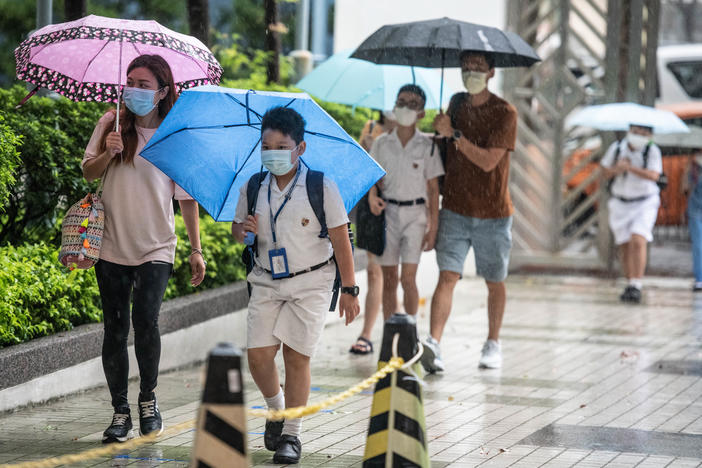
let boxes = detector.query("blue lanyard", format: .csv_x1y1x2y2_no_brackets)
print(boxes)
268,165,302,245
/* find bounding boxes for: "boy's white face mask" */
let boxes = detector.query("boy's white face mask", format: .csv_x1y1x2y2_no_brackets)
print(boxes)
627,132,650,151
393,106,418,126
462,71,488,94
261,147,297,175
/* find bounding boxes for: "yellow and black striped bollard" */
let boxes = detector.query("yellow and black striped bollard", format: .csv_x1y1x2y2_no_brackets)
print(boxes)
190,343,248,468
363,314,430,467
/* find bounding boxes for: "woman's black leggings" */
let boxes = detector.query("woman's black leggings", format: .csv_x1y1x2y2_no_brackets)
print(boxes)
95,259,172,410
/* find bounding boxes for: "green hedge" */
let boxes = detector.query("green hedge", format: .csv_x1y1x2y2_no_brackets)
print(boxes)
0,113,21,210
0,85,107,246
0,243,101,347
0,212,247,348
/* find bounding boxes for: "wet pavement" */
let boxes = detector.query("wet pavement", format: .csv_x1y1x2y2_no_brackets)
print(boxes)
1,273,702,467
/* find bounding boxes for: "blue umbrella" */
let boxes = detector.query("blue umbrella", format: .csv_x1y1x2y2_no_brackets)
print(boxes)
567,102,690,134
140,85,385,222
296,49,455,110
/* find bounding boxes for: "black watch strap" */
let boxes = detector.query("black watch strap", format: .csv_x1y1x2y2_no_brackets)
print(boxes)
341,285,360,297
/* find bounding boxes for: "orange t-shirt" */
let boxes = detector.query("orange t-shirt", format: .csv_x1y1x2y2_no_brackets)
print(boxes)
441,92,518,219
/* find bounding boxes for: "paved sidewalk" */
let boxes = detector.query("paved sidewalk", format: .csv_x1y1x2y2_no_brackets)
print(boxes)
1,274,702,467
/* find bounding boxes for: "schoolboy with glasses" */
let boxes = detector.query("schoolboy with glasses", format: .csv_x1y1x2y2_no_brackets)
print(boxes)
367,84,444,321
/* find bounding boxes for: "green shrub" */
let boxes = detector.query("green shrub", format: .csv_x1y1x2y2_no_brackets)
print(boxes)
0,243,102,347
0,113,21,210
0,85,107,246
165,212,247,300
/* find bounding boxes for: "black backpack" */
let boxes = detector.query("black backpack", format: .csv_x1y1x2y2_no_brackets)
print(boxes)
609,140,668,191
241,166,352,311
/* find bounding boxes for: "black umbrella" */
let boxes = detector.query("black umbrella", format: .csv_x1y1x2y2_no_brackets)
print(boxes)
350,17,540,106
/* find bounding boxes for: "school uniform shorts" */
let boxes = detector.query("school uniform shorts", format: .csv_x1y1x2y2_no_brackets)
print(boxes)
246,262,336,357
435,209,513,282
608,195,660,245
377,204,427,266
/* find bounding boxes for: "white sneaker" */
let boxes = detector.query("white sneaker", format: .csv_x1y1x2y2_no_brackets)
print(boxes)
420,336,445,373
478,339,502,369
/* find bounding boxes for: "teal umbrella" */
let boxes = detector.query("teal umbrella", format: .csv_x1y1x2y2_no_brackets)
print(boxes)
296,49,455,110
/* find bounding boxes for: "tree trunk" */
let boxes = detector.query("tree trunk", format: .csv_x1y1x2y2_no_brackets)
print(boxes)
187,0,210,47
64,0,86,21
264,0,281,84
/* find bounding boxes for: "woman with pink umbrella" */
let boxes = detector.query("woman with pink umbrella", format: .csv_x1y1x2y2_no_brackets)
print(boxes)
82,54,206,443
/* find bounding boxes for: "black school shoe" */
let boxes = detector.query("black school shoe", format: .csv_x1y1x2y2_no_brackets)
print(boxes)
273,435,302,464
264,419,284,451
102,407,133,443
138,392,164,437
620,286,642,303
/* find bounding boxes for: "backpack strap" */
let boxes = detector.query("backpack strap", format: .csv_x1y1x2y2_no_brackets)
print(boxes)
305,169,328,238
642,142,652,169
247,170,268,216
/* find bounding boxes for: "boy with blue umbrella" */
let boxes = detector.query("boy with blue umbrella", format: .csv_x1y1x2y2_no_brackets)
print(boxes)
231,107,360,464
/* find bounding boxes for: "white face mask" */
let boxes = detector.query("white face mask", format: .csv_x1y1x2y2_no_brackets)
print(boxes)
627,132,650,151
694,154,702,167
393,106,418,126
462,71,488,94
261,147,296,176
382,110,396,121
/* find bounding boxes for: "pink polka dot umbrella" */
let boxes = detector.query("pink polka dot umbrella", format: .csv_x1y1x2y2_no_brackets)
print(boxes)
14,14,223,126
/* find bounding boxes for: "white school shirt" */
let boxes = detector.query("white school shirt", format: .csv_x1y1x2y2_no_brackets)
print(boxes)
370,129,444,201
600,139,662,199
233,164,349,272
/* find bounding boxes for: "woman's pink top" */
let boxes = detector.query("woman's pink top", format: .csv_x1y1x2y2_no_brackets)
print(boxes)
82,112,191,266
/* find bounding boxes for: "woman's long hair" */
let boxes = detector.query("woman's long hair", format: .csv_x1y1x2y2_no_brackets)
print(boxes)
99,54,177,165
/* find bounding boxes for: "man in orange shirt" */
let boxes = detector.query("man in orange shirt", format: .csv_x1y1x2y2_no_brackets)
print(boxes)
421,51,518,372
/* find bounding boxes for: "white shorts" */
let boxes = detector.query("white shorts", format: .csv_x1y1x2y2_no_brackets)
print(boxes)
377,204,427,266
608,195,660,245
246,262,336,357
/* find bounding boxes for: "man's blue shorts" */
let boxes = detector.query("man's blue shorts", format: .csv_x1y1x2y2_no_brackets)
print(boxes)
435,209,513,282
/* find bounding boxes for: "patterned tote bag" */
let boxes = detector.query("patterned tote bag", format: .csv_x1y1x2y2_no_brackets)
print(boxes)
59,168,108,270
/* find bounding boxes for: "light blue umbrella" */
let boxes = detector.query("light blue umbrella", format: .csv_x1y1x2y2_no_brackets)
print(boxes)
140,85,385,222
296,49,455,110
567,102,690,134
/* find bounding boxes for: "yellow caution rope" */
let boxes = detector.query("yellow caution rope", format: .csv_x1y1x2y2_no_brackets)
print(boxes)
0,356,406,468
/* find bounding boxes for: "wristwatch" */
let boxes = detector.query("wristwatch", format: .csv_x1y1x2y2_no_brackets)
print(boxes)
341,285,360,297
452,129,463,141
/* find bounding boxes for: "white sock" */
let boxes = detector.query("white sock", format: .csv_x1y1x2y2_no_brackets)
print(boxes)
282,417,302,437
629,279,642,290
264,389,285,411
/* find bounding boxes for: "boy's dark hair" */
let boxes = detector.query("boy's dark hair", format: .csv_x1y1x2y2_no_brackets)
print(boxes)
459,50,496,69
630,123,654,134
397,84,426,109
261,106,306,144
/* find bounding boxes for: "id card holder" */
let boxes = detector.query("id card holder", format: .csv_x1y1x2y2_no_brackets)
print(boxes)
268,248,290,279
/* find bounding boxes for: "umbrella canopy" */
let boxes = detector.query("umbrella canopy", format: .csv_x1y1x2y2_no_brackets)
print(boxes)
140,86,385,222
15,14,222,104
350,17,540,68
654,125,702,149
567,102,690,134
296,49,456,110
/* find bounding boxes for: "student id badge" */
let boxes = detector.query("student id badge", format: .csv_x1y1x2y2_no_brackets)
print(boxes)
268,248,290,279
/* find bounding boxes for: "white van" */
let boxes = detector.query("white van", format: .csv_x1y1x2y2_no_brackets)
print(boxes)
657,44,702,104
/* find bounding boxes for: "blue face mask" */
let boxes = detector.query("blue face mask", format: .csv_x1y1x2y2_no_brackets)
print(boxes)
261,147,297,175
123,87,159,116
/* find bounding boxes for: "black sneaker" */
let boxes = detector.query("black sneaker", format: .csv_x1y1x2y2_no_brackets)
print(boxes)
273,434,302,464
138,393,163,437
102,408,133,443
264,419,284,451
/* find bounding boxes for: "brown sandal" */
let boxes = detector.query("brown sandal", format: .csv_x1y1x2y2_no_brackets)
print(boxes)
349,336,373,355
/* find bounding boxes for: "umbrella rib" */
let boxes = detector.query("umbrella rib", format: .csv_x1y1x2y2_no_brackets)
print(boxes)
226,94,264,122
217,135,263,220
79,39,112,85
